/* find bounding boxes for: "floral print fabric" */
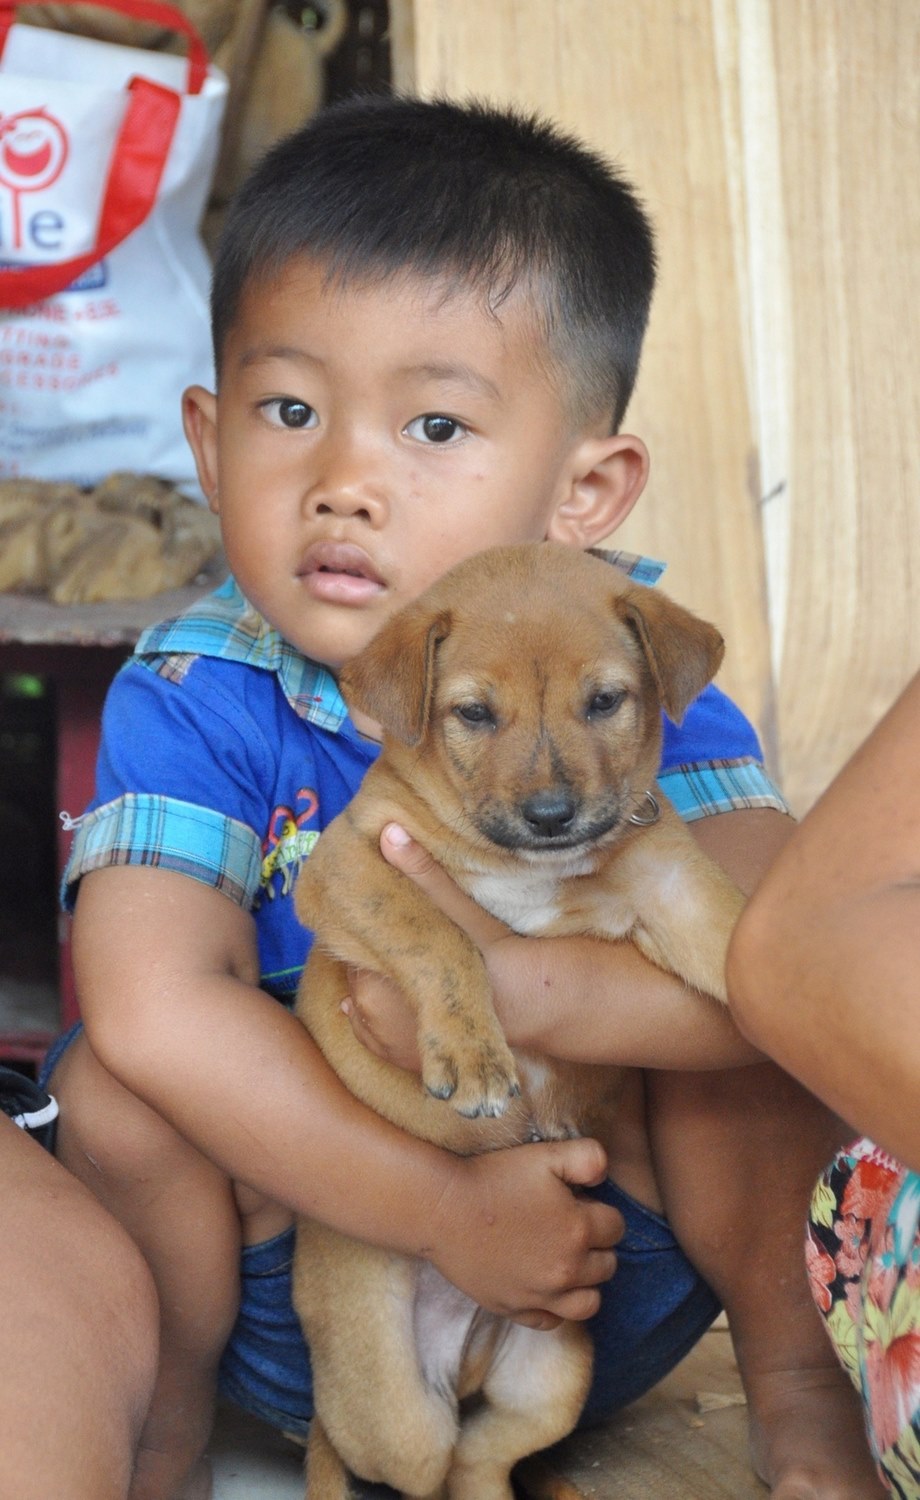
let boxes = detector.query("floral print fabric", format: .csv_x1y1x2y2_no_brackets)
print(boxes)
808,1137,920,1496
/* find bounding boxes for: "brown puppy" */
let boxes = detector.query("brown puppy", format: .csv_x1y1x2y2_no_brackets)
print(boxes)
293,541,745,1499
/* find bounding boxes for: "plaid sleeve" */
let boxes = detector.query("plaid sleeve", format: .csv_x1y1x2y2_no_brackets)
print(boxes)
658,757,789,822
61,793,263,913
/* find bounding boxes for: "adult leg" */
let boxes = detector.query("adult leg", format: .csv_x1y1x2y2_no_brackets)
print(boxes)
0,1113,158,1500
647,1061,886,1498
49,1032,283,1500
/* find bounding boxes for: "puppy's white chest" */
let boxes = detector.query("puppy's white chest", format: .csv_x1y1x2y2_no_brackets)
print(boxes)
464,867,566,935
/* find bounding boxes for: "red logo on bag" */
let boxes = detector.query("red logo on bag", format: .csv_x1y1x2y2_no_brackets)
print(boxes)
0,108,69,249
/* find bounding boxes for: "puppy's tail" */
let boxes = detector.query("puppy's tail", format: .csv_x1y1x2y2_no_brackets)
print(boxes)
514,1455,591,1500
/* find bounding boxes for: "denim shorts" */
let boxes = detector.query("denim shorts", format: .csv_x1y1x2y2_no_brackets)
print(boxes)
218,1178,720,1436
42,1025,720,1435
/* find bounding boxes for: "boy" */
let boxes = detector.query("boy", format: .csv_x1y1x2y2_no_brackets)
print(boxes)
46,97,881,1499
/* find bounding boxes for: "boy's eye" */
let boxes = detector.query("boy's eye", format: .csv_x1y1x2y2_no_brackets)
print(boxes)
263,398,318,429
405,414,465,444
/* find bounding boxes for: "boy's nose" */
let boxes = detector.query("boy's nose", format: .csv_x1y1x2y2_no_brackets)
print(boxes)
304,444,389,525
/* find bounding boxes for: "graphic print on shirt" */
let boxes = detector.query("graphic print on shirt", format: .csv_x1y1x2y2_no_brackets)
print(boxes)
258,787,320,901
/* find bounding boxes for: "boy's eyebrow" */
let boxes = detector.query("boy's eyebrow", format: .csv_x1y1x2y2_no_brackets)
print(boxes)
237,344,318,370
398,361,502,401
234,348,501,402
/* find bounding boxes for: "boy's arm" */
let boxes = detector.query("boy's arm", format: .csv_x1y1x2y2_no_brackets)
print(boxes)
728,671,920,1168
73,864,620,1325
346,810,794,1070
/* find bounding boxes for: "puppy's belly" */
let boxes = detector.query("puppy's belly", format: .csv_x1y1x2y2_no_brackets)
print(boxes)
414,1260,508,1399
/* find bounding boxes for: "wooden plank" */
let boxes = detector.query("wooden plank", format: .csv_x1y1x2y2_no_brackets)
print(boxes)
391,0,920,809
759,0,920,808
391,0,776,761
547,1327,762,1498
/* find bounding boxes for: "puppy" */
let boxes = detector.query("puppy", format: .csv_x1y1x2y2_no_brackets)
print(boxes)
293,541,746,1499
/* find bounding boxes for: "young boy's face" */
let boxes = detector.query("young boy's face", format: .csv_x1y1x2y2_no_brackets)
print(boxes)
185,256,646,673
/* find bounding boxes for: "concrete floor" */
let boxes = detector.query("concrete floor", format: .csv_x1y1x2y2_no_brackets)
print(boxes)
209,1320,764,1499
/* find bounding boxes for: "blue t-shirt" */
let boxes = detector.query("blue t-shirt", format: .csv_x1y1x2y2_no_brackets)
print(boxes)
63,565,785,1003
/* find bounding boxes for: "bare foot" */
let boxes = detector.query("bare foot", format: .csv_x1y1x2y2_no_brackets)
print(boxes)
746,1366,885,1498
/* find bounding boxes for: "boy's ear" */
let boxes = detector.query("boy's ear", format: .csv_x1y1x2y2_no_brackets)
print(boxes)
546,433,649,549
182,386,220,514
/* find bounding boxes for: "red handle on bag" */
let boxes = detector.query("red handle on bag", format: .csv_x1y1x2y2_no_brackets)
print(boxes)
0,0,209,93
0,0,210,309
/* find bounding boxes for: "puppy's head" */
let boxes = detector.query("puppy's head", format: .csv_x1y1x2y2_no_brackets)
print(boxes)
341,544,724,860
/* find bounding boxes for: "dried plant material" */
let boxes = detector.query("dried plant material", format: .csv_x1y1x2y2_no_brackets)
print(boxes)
93,471,183,525
50,518,162,604
0,472,222,603
43,496,114,578
695,1390,748,1413
0,514,44,591
0,478,81,528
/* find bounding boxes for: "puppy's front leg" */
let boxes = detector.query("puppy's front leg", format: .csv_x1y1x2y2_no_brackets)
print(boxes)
297,831,519,1119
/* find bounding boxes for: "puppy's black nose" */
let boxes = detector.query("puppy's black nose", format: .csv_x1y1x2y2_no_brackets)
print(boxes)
521,789,578,837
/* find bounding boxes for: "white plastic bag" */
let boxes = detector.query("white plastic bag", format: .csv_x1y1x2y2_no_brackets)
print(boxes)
0,0,227,491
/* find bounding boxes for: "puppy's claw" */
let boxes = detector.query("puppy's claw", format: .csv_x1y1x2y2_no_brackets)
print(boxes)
420,1034,520,1122
425,1080,457,1101
456,1096,514,1120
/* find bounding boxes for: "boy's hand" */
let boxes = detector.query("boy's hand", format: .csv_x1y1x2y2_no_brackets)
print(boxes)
429,1136,621,1328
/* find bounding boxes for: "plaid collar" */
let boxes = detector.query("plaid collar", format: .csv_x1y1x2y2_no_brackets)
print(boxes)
134,548,665,734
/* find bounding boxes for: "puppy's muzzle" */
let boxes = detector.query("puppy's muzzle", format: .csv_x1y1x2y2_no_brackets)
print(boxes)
478,787,623,854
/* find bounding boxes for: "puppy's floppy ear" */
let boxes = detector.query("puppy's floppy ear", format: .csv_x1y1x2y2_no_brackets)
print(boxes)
339,604,452,745
615,585,725,723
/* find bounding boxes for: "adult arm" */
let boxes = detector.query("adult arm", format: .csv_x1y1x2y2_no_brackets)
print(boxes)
345,807,795,1071
726,672,920,1170
73,865,619,1325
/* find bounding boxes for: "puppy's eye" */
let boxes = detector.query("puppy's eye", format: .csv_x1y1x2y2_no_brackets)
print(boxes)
454,702,495,727
587,689,626,719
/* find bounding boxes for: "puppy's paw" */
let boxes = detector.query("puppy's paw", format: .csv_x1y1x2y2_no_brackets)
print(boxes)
421,1032,520,1119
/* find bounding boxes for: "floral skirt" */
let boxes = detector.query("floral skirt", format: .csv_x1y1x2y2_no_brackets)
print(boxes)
808,1137,920,1496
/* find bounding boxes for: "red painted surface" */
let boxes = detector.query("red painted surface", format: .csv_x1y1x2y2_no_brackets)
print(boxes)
0,644,126,1062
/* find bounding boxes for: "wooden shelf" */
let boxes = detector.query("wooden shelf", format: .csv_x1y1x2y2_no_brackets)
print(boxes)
0,555,228,647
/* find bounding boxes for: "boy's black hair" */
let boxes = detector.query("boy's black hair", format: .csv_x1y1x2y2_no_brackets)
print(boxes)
211,94,657,432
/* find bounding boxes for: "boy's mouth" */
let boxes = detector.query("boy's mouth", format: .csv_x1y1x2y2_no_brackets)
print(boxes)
297,541,386,605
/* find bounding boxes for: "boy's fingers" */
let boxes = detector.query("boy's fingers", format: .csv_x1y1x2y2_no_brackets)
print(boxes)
510,1252,616,1327
380,824,507,945
550,1135,611,1193
510,1310,564,1330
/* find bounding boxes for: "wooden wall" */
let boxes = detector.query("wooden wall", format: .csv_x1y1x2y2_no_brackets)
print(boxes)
390,0,920,812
